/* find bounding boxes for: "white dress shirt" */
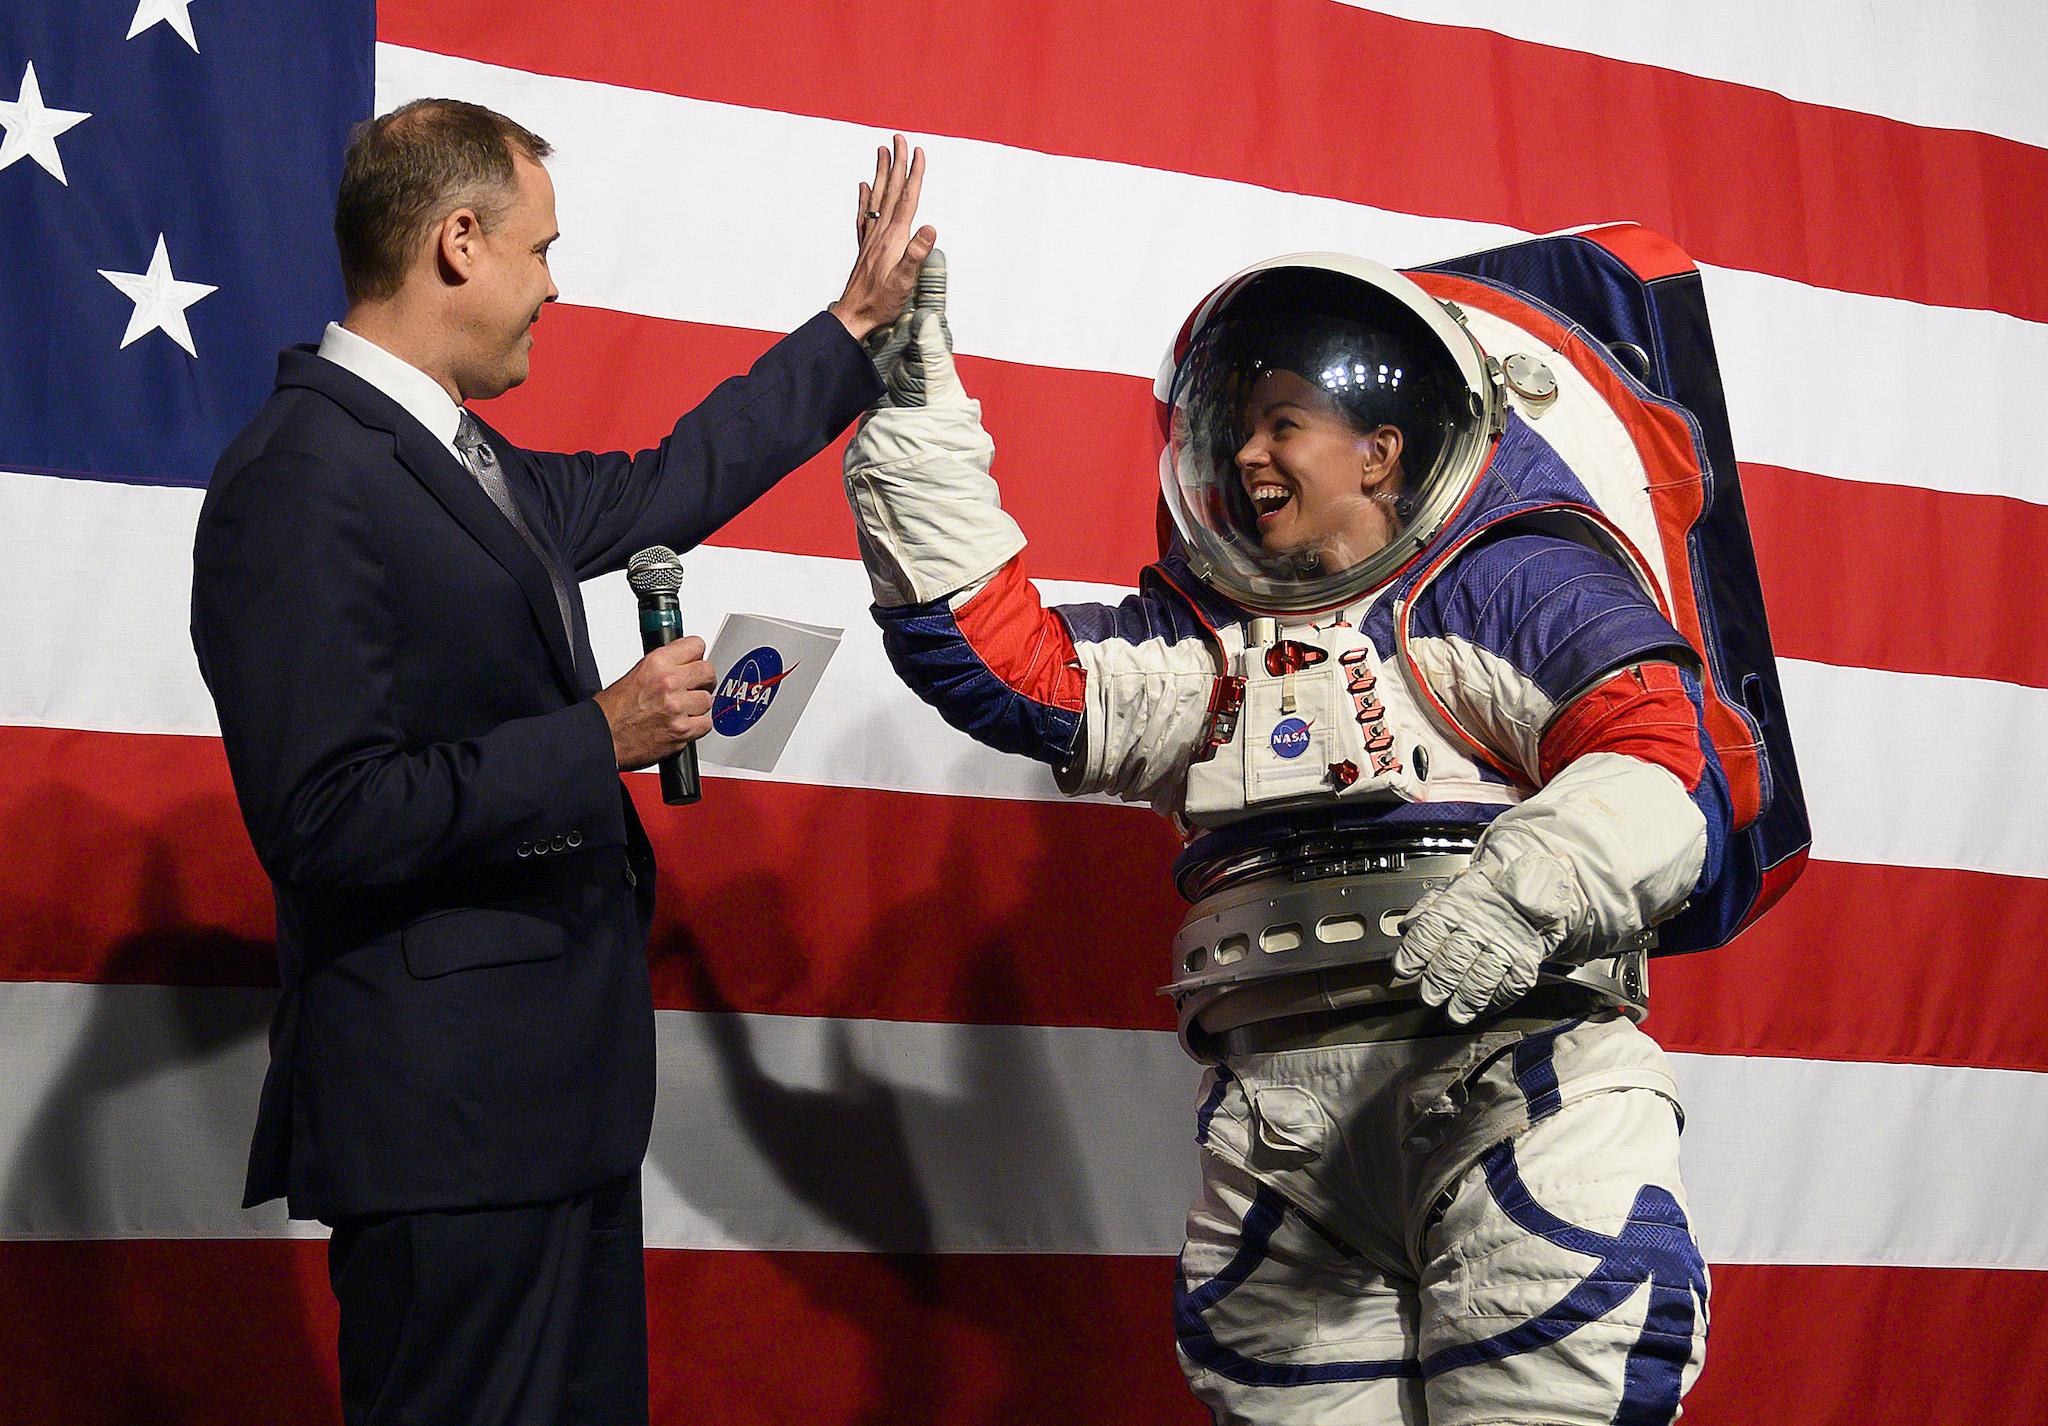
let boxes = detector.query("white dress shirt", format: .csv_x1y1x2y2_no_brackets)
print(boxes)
316,322,467,466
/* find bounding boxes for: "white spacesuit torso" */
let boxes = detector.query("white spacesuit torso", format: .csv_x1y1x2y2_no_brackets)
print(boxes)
1180,613,1514,824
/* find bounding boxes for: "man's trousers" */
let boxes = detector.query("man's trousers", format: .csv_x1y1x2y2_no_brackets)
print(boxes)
327,1172,649,1426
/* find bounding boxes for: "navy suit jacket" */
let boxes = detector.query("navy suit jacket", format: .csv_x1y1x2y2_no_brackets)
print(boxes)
191,312,880,1219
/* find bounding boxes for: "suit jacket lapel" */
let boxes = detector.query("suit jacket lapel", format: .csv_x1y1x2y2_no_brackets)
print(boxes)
278,349,583,695
392,421,584,693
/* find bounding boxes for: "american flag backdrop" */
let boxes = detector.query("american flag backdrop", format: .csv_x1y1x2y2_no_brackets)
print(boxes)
2,1,2044,1421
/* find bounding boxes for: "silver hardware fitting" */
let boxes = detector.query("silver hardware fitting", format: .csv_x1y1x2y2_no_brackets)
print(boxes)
1168,855,1472,999
1166,851,1656,1022
1502,352,1559,408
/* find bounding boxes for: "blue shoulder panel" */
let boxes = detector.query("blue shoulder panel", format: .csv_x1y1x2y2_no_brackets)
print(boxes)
1055,586,1212,650
1415,531,1694,709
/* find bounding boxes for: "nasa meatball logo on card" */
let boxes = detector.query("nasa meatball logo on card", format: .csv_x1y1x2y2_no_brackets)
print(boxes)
1269,717,1314,759
712,646,793,737
698,614,842,772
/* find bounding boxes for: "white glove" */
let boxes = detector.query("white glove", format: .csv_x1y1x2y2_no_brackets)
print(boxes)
842,254,1021,607
1392,854,1574,1024
1391,750,1709,1024
865,249,953,407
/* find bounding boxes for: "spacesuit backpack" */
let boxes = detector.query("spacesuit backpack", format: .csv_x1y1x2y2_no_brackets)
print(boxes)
1409,225,1810,951
1149,230,1807,987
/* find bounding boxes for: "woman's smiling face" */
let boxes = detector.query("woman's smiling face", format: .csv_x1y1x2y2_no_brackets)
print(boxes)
1233,368,1405,569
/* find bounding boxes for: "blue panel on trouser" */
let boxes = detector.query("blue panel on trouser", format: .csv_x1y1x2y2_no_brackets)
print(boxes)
1176,1185,1422,1387
1420,1142,1705,1425
1511,1017,1583,1125
1195,1067,1234,1146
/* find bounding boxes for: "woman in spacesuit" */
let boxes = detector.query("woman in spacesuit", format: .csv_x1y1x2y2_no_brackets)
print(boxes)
845,251,1722,1425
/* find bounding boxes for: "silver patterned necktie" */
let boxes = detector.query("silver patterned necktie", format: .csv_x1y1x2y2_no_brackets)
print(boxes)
454,409,578,653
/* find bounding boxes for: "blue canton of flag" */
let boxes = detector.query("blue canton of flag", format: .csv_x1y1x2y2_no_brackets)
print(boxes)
1,0,373,487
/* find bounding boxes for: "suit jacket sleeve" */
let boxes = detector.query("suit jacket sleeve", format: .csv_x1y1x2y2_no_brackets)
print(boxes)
192,448,627,891
526,310,883,577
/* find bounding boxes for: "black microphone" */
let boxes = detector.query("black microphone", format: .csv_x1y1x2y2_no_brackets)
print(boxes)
625,546,701,806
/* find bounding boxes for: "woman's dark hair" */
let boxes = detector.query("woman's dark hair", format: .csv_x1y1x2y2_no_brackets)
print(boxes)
1199,267,1461,489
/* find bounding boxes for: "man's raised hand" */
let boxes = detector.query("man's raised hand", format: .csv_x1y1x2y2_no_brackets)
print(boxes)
830,134,936,342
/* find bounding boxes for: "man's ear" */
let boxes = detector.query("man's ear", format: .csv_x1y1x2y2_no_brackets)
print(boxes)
434,208,483,286
1360,425,1404,489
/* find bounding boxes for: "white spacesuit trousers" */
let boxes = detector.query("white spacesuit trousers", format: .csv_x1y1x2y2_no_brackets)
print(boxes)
1176,1013,1708,1425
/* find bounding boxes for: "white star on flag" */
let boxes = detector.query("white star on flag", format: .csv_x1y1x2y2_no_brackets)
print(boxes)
127,0,200,53
98,235,219,357
0,62,91,186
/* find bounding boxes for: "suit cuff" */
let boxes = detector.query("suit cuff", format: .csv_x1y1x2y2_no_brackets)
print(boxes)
793,308,884,409
508,697,630,863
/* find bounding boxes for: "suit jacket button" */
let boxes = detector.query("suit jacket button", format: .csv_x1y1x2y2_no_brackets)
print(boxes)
517,842,533,857
533,841,548,856
550,835,567,852
624,863,638,889
566,830,583,848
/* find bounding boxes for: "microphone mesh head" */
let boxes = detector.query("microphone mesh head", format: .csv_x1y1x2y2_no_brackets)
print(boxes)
626,546,685,595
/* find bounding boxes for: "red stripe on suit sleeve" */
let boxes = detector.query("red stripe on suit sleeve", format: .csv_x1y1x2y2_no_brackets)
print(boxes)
1538,662,1706,790
949,558,1087,713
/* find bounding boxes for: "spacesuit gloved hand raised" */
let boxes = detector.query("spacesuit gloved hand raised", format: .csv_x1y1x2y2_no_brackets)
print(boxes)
842,245,1023,607
866,249,954,408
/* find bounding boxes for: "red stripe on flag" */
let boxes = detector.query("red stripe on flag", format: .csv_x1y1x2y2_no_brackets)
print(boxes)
482,307,1161,582
1686,1263,2048,1426
1,1240,2040,1425
378,0,2048,324
0,727,277,988
8,726,2048,1073
1653,854,2048,1074
488,304,2048,691
643,1249,1194,1424
1742,461,2048,688
0,726,1185,1031
0,1239,1197,1425
0,1239,342,1425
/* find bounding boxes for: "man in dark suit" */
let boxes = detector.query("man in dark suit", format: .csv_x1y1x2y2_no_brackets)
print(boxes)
189,99,933,1424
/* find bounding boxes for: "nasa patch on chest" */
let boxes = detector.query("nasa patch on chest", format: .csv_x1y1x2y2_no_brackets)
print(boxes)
1181,626,1457,825
1243,672,1345,802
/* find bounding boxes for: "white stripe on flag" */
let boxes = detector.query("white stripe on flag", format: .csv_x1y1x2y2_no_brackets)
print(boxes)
1671,1048,2048,1271
1340,1,2048,149
1,981,2043,1270
16,467,2048,872
0,472,214,736
1775,657,2048,883
9,469,2045,879
0,471,1067,804
378,44,2048,508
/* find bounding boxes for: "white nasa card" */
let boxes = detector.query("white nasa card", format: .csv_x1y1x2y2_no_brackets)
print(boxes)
696,613,843,773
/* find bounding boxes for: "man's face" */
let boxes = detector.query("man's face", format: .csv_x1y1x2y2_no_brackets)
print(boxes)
1234,368,1403,568
457,153,559,400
